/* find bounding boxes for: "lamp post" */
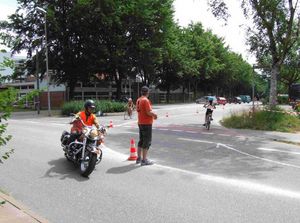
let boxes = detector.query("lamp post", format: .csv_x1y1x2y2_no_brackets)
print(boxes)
35,49,40,115
36,7,51,116
136,74,142,98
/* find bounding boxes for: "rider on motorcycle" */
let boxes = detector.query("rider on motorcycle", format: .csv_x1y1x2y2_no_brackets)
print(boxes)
203,98,216,126
69,99,100,144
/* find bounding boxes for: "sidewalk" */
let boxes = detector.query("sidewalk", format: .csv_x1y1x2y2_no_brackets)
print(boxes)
0,191,49,223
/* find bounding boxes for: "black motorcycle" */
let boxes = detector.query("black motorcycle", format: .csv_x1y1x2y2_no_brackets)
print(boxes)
60,117,107,177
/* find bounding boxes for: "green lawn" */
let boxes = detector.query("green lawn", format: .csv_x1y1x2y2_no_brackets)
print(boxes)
221,108,300,132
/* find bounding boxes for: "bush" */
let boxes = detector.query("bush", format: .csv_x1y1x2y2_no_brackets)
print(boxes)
221,108,300,132
61,100,126,116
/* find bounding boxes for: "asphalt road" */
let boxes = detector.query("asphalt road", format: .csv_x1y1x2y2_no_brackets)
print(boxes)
1,102,300,223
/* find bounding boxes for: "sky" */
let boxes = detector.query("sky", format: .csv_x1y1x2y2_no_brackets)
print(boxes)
0,0,255,64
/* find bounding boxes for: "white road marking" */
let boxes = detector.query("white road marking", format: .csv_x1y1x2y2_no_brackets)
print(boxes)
178,138,215,144
119,131,139,135
158,128,169,131
103,144,300,199
186,131,198,134
171,130,183,132
257,147,300,155
218,134,231,137
115,120,137,127
201,132,214,135
217,143,300,169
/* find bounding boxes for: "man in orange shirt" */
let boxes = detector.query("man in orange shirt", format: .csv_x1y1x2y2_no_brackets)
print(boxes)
136,86,157,166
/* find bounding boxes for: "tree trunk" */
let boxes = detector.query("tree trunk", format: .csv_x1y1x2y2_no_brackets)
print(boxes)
115,78,122,100
182,86,185,103
68,79,77,100
269,64,279,107
114,69,122,100
166,85,170,103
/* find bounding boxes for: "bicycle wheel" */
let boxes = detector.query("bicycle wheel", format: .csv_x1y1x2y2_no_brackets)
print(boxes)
124,110,129,120
206,120,210,130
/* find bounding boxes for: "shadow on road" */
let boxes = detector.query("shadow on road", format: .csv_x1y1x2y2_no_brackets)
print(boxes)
106,164,140,174
43,158,89,181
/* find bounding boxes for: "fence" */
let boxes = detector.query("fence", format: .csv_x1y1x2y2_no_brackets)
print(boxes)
149,92,194,104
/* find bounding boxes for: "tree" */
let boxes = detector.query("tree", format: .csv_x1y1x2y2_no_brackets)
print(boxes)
0,0,175,100
208,0,300,107
280,39,300,94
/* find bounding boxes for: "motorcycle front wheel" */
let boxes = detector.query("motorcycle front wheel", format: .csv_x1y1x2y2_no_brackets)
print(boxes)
80,153,97,177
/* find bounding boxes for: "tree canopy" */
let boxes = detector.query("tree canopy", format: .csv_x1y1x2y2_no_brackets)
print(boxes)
208,0,300,106
0,0,264,101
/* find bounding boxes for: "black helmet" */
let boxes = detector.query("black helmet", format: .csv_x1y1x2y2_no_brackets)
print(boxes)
84,99,95,109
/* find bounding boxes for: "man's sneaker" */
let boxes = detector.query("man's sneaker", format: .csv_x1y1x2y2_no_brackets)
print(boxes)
136,157,141,164
141,159,154,166
203,124,206,126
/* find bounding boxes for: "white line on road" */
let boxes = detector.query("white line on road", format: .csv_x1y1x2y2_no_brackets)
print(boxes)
218,134,231,137
178,138,215,144
217,143,300,169
257,147,300,155
118,131,139,135
103,144,300,199
186,131,198,134
201,132,214,135
171,130,184,132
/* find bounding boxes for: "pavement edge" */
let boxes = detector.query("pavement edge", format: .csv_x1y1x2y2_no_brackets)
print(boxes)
0,191,49,223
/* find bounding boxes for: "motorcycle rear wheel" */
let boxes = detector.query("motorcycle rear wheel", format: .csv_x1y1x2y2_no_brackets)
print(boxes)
80,153,97,177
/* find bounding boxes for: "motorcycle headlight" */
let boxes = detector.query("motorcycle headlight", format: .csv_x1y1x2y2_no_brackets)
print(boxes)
89,129,99,140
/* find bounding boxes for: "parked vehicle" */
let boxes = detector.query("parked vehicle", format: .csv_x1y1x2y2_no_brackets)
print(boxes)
60,116,107,177
239,95,251,103
196,96,217,104
217,97,227,105
228,96,242,104
289,83,300,109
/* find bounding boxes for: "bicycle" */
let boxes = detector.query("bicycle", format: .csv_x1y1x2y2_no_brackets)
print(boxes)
205,113,212,130
124,107,134,120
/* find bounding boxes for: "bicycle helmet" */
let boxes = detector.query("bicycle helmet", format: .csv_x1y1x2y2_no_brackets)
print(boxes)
84,99,95,109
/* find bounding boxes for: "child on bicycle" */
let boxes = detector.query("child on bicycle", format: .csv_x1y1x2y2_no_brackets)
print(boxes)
203,98,216,126
126,98,135,118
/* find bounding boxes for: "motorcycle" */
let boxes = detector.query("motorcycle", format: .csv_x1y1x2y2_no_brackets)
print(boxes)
60,115,107,177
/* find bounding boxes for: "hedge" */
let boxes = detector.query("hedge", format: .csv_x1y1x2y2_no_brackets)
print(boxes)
61,100,126,116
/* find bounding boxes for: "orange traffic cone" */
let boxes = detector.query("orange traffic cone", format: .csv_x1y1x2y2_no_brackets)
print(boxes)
109,120,113,128
128,138,137,161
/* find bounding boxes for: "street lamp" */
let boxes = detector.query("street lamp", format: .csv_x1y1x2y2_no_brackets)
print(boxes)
136,74,142,98
36,6,51,116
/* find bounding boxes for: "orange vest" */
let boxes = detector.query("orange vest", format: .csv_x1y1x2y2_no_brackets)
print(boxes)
78,111,96,126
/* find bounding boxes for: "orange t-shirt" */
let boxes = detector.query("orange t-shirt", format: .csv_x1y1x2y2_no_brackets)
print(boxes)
136,96,153,125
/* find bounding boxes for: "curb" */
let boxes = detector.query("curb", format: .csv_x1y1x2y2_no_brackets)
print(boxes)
0,191,49,223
